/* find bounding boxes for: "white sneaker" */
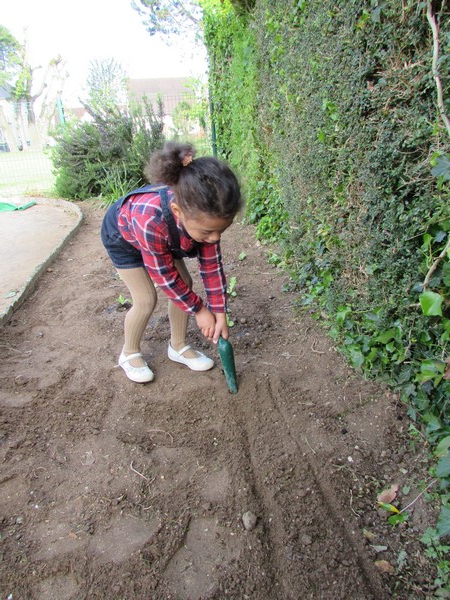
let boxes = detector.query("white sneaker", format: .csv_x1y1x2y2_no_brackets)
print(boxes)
168,344,214,371
118,351,154,383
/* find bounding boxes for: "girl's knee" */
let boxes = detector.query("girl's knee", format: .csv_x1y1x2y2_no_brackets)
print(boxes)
134,294,157,316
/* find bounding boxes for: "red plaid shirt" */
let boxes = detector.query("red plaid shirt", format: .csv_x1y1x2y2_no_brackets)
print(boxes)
117,189,227,314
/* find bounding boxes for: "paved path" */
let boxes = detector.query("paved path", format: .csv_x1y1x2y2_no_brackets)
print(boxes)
0,198,83,325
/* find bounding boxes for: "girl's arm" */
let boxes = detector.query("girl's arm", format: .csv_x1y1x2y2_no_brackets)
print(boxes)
197,241,227,314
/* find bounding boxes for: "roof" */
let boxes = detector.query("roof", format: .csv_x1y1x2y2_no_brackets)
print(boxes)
127,77,192,100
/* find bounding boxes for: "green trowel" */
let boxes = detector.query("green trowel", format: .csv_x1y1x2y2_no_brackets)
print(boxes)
218,336,238,394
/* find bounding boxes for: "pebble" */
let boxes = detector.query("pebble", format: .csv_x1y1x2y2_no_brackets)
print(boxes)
242,511,258,531
14,375,29,386
300,533,312,546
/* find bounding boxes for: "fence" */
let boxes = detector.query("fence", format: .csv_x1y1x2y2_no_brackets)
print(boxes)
0,150,54,197
0,93,214,198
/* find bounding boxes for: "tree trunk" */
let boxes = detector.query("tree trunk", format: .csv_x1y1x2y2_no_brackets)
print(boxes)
0,105,21,152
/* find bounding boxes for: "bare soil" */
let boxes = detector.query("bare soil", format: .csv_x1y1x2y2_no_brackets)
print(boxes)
0,202,438,599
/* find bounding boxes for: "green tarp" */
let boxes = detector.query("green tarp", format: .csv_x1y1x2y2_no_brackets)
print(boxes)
0,201,36,212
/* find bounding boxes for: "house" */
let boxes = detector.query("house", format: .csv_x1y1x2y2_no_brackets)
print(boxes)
127,77,193,106
65,77,195,122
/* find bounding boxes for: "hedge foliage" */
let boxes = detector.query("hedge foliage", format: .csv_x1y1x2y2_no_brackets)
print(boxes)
51,98,165,200
201,0,450,434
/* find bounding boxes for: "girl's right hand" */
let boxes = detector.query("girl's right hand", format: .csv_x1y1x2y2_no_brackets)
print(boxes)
195,306,216,341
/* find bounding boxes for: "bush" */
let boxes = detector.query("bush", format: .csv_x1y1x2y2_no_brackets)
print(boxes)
51,97,165,201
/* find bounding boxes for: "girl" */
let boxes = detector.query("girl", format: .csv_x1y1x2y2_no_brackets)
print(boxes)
101,142,242,383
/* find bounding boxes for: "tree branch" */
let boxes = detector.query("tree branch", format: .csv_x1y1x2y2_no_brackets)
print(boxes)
426,1,450,140
423,234,450,290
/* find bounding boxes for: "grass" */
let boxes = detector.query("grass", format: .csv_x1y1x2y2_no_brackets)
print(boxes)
0,150,55,197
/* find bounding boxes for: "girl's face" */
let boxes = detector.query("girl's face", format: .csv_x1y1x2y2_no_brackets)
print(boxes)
172,205,234,244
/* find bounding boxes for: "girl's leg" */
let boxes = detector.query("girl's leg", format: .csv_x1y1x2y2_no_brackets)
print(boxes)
116,267,157,367
168,259,198,359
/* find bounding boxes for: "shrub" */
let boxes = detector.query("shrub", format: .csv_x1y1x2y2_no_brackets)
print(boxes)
51,96,165,200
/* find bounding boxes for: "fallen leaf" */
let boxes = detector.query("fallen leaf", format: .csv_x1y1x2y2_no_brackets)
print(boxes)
371,545,388,553
374,560,395,574
363,528,376,541
377,483,399,504
444,363,450,380
378,501,400,514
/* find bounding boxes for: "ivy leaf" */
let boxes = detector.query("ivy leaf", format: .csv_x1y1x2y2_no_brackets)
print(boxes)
371,5,383,23
375,329,397,343
416,361,439,383
436,454,450,478
436,504,450,539
431,154,450,181
435,436,450,457
348,347,364,368
388,513,408,526
336,305,351,324
435,230,447,243
419,291,443,316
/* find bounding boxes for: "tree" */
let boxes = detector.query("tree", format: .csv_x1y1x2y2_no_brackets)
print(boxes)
171,99,196,137
131,0,202,38
0,25,22,87
0,25,68,150
84,58,128,112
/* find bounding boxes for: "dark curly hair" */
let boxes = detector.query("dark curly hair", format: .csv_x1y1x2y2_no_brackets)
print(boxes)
144,141,243,219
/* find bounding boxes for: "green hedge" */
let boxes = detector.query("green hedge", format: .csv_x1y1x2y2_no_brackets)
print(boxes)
202,0,450,430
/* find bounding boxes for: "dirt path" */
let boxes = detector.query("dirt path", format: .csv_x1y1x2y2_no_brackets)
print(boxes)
0,203,435,599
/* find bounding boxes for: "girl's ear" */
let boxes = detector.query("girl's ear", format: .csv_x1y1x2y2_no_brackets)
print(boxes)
171,202,182,219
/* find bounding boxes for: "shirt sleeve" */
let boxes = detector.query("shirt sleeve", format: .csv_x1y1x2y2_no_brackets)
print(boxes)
128,214,205,314
198,241,227,313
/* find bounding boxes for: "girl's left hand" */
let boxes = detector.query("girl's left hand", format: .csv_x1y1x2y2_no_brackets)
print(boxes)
212,312,229,344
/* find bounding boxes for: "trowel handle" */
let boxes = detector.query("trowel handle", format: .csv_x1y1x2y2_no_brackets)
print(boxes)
218,336,238,394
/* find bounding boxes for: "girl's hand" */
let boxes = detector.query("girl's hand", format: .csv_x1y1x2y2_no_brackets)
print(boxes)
212,312,228,344
195,306,216,341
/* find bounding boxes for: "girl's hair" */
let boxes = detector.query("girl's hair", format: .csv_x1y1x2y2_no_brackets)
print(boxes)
145,141,242,219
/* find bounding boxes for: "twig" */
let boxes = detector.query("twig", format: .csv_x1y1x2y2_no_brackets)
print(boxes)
311,339,325,354
281,352,301,358
426,2,450,139
349,488,362,517
303,436,317,455
148,429,174,444
423,235,450,289
400,479,437,514
130,461,151,481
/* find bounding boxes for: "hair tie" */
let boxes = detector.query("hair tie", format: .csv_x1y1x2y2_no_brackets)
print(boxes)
182,154,194,167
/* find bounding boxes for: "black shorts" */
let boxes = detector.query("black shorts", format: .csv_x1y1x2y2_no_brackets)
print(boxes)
100,198,144,269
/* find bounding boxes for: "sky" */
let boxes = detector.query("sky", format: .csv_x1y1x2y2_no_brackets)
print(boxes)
1,0,207,106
